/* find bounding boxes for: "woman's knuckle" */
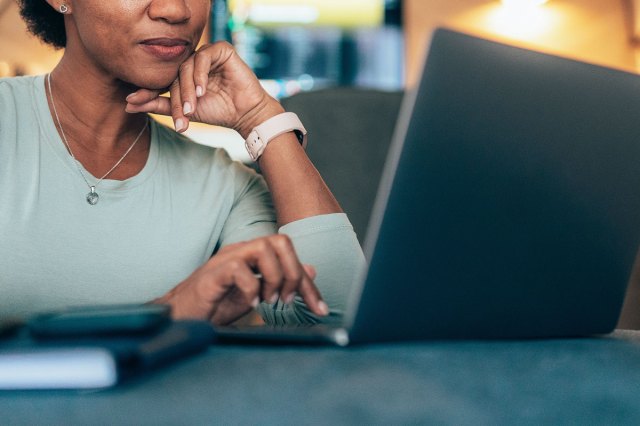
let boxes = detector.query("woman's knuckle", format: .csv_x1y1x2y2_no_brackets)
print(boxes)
215,40,233,49
225,259,243,272
287,270,302,283
252,238,270,252
194,47,208,57
275,234,293,250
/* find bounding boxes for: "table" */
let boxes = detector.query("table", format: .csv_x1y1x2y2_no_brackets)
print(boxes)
2,331,640,425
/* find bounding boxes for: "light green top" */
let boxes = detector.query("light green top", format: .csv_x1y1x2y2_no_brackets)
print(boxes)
0,75,365,324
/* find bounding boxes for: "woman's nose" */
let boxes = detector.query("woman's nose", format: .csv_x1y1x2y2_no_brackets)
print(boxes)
148,0,191,24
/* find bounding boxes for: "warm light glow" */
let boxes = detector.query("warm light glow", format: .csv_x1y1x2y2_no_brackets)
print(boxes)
484,2,558,40
501,0,549,8
229,0,384,27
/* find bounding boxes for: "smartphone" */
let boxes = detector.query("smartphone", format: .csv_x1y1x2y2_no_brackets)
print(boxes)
27,303,171,338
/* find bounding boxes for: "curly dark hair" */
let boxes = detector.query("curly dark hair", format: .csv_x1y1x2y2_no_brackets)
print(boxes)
18,0,66,49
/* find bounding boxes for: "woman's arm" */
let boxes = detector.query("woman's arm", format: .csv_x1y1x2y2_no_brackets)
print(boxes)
126,41,362,325
237,102,343,225
125,41,341,225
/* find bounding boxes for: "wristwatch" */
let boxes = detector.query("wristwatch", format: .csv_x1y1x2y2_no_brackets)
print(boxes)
244,112,308,162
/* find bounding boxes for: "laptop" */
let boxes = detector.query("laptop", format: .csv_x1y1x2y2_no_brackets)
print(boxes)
216,27,640,345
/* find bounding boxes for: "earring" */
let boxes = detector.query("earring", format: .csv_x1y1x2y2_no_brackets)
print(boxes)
59,4,68,13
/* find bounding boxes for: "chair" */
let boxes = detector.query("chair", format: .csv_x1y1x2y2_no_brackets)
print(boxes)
281,87,404,244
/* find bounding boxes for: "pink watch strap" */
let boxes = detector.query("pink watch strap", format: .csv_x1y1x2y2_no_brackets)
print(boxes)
244,112,308,161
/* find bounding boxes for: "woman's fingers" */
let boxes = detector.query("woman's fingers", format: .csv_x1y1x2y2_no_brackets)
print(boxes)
247,239,284,304
126,41,269,131
160,235,328,322
125,89,172,116
243,235,328,316
193,46,215,98
169,79,189,133
178,57,198,118
221,260,262,309
299,264,328,314
125,61,197,134
127,86,190,135
267,235,306,304
303,264,317,280
234,236,300,305
296,271,329,316
126,88,163,104
215,235,329,316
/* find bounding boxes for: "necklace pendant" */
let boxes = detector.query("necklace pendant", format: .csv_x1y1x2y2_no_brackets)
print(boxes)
86,186,99,205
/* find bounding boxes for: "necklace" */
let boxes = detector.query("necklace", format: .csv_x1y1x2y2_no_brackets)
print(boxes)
46,73,148,205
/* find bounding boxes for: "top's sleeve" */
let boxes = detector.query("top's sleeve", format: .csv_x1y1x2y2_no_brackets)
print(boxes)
214,155,366,326
257,213,367,326
216,160,278,248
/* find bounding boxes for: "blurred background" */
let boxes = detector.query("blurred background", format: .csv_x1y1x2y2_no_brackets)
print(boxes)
0,0,638,160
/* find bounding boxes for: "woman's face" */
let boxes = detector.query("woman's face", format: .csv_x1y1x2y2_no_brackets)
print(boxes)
64,0,211,89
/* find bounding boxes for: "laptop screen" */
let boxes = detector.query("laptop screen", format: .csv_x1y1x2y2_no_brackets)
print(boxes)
348,28,640,341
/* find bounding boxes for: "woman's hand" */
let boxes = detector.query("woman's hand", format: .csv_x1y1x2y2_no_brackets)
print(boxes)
125,41,283,138
153,234,329,325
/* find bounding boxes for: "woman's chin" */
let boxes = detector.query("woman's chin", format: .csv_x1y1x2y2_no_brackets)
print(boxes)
129,70,179,91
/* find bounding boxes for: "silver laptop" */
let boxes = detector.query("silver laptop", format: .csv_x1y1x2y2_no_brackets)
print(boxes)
216,28,640,345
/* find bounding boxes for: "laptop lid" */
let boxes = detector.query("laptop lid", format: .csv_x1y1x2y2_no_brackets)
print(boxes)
345,28,640,342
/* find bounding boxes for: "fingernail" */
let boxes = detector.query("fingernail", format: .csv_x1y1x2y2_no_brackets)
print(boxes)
183,101,192,115
251,297,260,308
126,93,135,101
317,301,329,316
284,293,295,304
269,292,279,304
175,118,185,132
196,86,204,97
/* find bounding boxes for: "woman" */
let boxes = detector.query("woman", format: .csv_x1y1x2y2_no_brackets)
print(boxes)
0,0,364,325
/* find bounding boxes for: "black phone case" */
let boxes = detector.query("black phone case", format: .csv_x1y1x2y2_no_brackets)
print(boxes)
27,304,171,338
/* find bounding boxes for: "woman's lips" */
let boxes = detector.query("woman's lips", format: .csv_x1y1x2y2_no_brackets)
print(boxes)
140,38,189,61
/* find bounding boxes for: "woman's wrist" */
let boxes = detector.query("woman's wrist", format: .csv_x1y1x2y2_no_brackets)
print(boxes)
234,97,286,139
